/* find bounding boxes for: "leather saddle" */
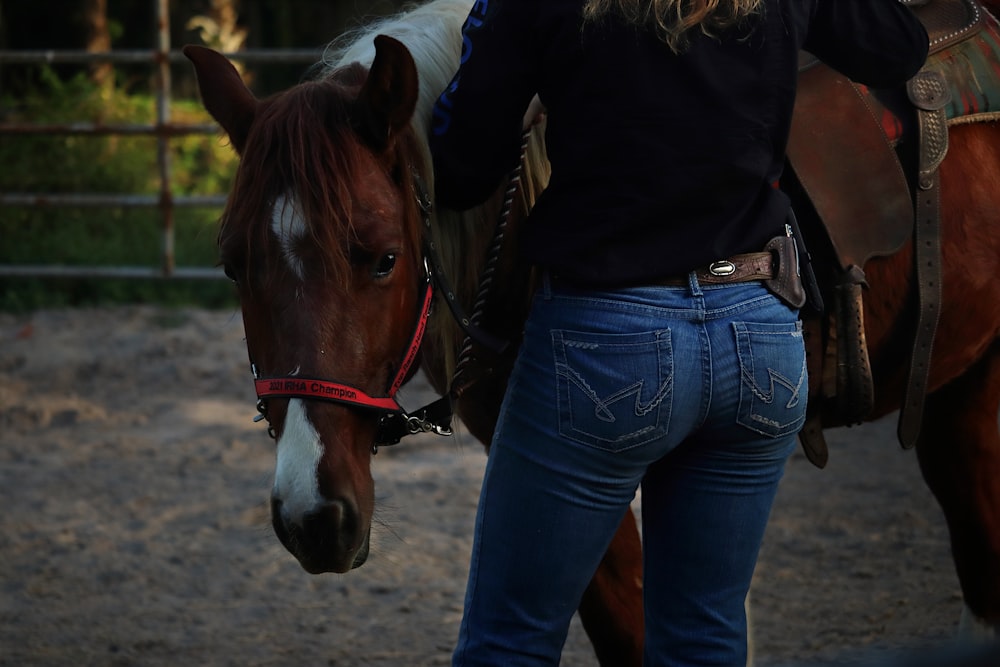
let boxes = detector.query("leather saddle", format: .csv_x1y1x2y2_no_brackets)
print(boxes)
785,0,990,466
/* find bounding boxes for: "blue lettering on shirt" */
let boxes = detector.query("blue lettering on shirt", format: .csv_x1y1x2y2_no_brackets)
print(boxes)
432,0,490,136
432,77,459,135
460,16,482,64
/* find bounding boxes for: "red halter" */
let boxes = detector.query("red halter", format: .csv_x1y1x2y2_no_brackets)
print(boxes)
247,170,511,450
252,269,434,416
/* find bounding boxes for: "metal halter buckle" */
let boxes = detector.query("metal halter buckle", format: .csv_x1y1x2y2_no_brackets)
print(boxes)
406,414,453,437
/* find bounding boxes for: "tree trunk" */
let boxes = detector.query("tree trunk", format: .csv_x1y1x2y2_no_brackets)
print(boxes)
83,0,112,90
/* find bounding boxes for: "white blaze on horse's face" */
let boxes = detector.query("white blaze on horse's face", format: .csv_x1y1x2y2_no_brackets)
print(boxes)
269,195,322,520
271,188,323,521
272,399,325,521
271,194,307,280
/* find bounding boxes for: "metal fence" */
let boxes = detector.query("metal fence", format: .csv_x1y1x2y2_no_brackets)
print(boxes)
0,0,319,279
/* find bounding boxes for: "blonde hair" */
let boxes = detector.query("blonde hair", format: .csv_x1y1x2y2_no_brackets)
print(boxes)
583,0,764,52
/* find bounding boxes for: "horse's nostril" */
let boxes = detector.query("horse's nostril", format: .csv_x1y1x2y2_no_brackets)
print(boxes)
269,496,366,572
301,499,359,546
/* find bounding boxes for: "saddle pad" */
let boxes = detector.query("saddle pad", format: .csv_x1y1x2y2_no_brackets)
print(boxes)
863,4,1000,144
924,5,1000,120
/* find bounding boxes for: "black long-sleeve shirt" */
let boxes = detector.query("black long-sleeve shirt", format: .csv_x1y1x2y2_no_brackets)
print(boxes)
429,0,929,287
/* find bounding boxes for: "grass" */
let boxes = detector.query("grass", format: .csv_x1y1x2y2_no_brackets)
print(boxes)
0,68,241,311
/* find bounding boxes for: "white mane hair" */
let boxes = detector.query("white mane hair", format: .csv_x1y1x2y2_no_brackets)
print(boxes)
320,0,474,150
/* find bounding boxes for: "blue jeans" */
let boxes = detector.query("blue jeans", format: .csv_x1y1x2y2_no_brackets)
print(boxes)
453,273,806,667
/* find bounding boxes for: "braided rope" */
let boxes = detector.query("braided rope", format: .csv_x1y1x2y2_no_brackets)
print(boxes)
451,129,532,390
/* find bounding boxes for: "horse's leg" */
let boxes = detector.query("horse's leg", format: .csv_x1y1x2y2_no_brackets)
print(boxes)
915,341,1000,631
578,509,645,667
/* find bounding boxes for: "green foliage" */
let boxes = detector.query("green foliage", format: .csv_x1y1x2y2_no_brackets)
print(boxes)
0,68,240,311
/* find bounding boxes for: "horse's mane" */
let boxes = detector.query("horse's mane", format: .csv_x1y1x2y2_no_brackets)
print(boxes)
320,0,551,383
321,0,474,151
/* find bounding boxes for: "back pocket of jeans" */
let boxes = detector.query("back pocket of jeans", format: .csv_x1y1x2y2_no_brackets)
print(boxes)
552,329,673,452
734,320,807,438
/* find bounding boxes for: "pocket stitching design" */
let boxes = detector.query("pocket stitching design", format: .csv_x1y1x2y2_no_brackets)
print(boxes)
553,329,673,452
734,322,807,438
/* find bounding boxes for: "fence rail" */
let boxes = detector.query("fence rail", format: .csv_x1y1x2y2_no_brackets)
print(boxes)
0,48,321,65
0,0,320,279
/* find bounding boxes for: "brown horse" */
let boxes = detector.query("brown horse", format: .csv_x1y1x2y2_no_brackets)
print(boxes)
790,0,1000,637
854,115,1000,628
185,0,1000,663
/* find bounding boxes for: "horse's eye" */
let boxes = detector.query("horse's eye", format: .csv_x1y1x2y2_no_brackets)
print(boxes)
223,263,239,285
373,253,396,279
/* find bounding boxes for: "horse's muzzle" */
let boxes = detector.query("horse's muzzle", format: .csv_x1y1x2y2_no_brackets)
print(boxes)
270,497,371,573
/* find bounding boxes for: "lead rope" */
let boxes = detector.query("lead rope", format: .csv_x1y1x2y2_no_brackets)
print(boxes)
448,129,532,400
371,131,532,451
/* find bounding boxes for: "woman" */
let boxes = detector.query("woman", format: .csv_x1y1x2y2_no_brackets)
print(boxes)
429,1,928,665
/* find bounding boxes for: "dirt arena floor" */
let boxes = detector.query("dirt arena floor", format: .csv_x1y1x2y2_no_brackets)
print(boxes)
0,306,986,666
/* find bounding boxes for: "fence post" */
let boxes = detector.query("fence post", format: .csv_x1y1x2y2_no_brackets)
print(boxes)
0,0,320,280
156,0,175,277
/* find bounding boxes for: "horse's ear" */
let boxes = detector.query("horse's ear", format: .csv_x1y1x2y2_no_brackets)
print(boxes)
354,35,419,151
183,45,257,154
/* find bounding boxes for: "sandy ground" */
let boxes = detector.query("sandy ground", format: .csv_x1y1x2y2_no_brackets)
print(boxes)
0,306,979,666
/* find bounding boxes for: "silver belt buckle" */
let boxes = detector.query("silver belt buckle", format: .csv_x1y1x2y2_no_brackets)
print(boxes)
708,260,736,277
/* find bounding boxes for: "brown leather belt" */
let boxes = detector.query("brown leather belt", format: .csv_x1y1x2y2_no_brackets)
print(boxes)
655,251,776,286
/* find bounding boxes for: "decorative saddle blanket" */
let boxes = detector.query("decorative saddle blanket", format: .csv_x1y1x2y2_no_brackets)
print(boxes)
866,1,1000,144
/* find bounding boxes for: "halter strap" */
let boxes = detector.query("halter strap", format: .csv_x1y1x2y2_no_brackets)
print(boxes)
254,272,433,407
413,170,509,355
253,270,434,415
249,267,449,450
254,377,402,412
249,155,526,449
